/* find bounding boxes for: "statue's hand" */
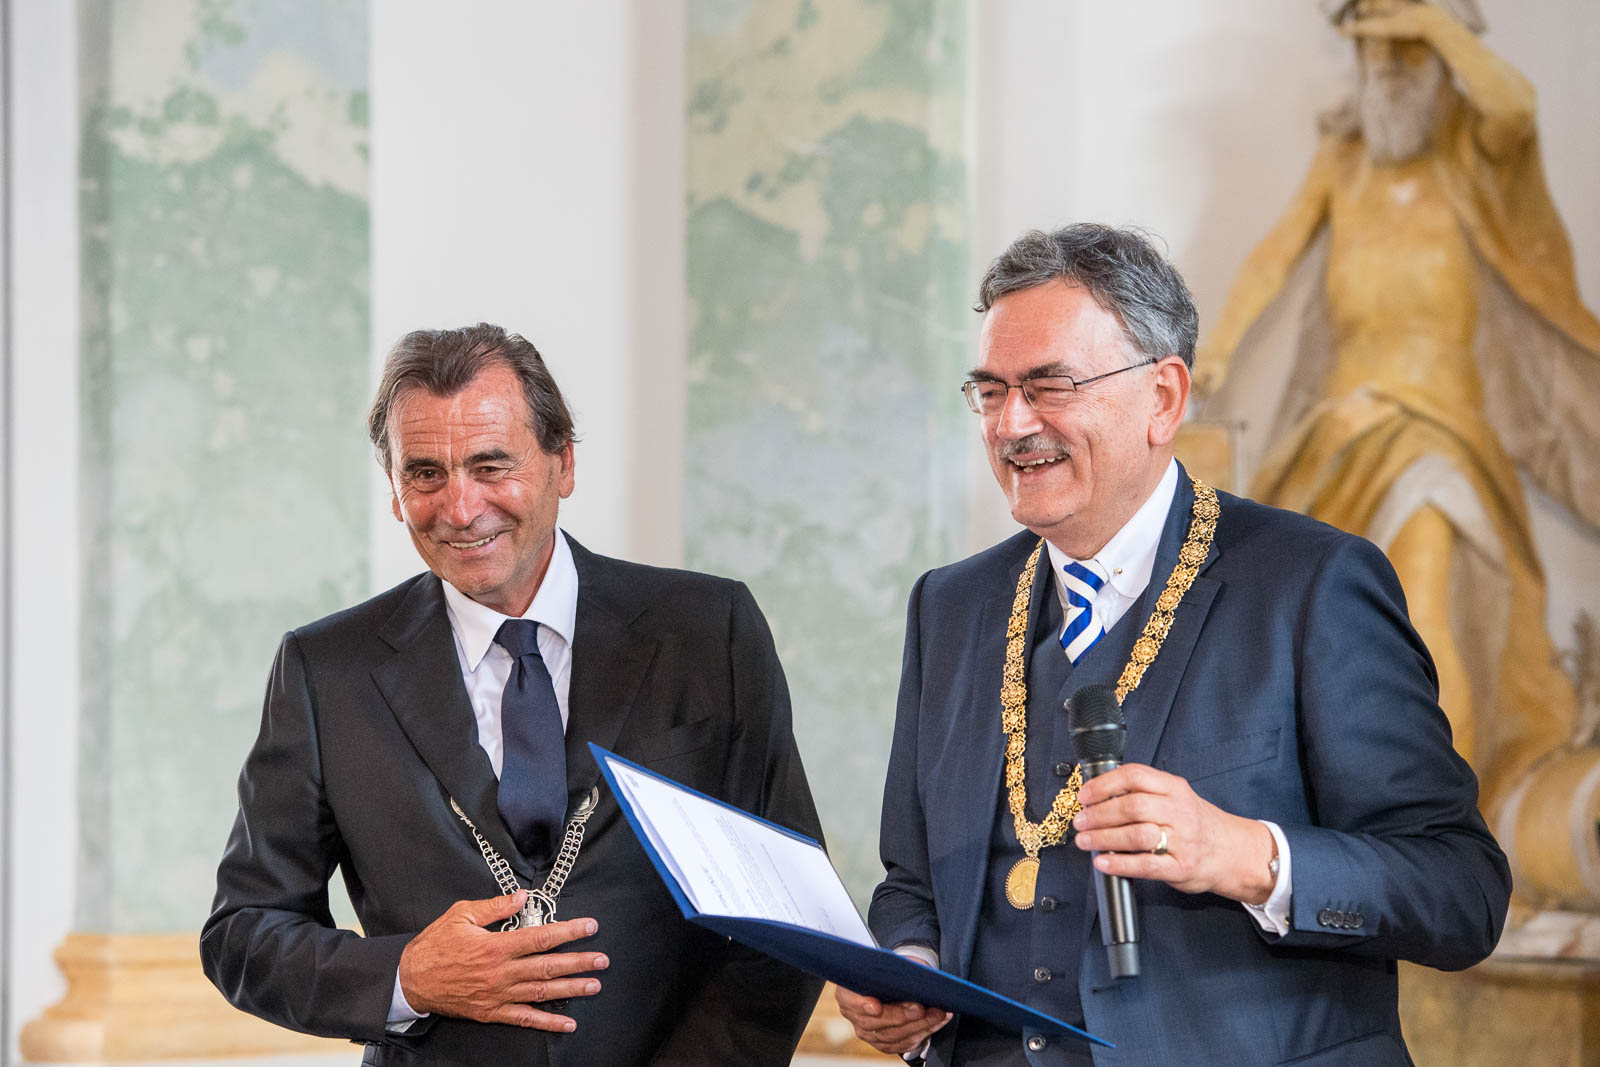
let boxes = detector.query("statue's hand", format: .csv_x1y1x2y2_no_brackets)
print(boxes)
1339,3,1453,44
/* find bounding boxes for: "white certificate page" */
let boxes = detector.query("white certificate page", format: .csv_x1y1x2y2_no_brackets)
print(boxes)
605,757,875,947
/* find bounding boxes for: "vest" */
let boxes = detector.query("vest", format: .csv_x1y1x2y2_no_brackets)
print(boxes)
958,558,1147,1067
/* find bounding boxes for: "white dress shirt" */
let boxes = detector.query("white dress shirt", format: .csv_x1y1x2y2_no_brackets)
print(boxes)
390,529,581,1027
439,529,579,774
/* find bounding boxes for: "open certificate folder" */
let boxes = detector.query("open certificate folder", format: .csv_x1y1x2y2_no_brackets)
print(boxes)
589,743,1110,1048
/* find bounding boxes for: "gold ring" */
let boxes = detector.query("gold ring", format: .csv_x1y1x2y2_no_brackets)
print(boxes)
1152,826,1170,856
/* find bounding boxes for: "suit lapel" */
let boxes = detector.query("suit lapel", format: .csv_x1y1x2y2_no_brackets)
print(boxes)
371,575,526,868
563,537,659,801
1120,466,1222,767
952,536,1052,978
1073,467,1221,952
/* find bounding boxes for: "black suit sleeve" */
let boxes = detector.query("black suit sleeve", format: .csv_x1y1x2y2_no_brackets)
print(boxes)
200,632,412,1041
651,582,825,1063
1274,536,1511,969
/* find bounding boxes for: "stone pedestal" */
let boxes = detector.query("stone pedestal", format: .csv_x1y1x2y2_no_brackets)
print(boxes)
1401,910,1600,1067
19,934,348,1062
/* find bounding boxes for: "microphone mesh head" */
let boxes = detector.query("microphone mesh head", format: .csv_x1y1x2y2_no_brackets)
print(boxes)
1067,684,1125,763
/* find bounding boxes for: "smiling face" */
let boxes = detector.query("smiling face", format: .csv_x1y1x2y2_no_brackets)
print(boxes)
387,362,575,616
976,282,1188,558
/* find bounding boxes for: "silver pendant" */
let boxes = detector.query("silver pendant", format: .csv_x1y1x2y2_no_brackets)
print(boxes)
517,890,557,928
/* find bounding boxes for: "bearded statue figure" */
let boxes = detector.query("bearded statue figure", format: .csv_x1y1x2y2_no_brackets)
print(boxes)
1195,0,1600,911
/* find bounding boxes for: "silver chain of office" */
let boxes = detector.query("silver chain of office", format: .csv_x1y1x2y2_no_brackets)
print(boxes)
450,787,601,930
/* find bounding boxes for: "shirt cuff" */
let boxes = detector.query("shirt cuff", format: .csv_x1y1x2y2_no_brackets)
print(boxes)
1241,819,1292,936
893,944,939,1062
386,969,428,1032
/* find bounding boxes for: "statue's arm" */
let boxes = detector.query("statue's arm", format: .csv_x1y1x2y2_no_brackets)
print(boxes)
1344,4,1534,159
1192,142,1333,397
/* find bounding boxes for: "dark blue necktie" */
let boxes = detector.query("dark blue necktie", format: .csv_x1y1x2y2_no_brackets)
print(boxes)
494,619,567,866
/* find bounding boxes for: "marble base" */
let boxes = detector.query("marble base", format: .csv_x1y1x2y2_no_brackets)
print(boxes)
41,924,1598,1065
19,934,348,1062
1400,909,1600,1067
17,935,880,1063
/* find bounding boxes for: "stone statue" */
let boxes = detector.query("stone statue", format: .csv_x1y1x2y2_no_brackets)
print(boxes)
1193,0,1600,910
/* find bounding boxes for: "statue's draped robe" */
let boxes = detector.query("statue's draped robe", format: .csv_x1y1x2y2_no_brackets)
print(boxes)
1220,102,1600,817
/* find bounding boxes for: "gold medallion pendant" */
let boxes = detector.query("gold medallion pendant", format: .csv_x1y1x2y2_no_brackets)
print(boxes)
1005,856,1040,910
997,476,1218,913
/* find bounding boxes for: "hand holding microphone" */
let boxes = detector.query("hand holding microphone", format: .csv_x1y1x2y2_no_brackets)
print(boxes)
1067,683,1140,980
1068,686,1281,916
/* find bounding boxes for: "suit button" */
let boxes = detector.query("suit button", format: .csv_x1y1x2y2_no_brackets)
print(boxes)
1039,896,1058,911
1034,967,1052,983
1353,913,1365,929
1054,761,1072,777
1335,910,1349,928
1027,1036,1047,1052
1317,908,1333,926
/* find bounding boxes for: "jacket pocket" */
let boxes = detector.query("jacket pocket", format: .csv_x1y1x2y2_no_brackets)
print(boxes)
1280,1028,1407,1065
635,716,722,764
1157,727,1280,783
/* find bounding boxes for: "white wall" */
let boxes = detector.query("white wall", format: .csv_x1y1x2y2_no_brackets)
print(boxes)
368,0,686,591
5,0,81,1054
964,0,1600,651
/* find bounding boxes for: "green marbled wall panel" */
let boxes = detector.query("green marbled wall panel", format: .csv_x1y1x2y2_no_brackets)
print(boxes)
77,0,369,932
686,0,971,903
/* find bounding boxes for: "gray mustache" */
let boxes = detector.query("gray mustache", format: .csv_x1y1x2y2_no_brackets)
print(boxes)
997,435,1070,462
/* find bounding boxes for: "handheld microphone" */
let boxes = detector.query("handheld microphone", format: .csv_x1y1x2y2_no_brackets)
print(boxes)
1067,683,1139,979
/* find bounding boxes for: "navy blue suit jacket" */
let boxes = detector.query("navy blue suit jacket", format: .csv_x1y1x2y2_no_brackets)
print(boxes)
870,470,1510,1066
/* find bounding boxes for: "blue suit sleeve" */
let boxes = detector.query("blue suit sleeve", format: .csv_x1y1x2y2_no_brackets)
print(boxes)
869,571,944,953
1274,536,1511,970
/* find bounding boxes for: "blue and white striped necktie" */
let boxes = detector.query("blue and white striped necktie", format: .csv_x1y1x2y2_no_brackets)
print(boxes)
1060,561,1106,663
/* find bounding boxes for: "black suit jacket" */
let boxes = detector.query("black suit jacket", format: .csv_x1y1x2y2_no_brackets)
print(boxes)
202,535,824,1066
870,471,1511,1066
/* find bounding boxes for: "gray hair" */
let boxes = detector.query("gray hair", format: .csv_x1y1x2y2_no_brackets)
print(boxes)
975,223,1199,369
368,322,577,472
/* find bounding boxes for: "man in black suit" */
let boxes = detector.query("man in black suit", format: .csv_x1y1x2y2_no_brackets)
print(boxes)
202,323,823,1065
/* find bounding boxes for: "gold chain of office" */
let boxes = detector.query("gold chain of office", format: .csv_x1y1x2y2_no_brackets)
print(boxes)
1001,476,1220,909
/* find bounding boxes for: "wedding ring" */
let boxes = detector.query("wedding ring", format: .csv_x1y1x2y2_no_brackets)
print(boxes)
1152,826,1170,856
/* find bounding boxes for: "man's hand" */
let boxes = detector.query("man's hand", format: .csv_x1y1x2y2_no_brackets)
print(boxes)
1073,764,1276,905
397,891,608,1031
834,985,951,1057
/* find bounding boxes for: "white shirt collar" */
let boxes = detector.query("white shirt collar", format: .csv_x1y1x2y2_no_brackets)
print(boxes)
440,527,579,671
1045,459,1179,599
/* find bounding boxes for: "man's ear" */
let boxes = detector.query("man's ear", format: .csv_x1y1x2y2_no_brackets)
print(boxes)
1148,357,1191,448
557,442,576,500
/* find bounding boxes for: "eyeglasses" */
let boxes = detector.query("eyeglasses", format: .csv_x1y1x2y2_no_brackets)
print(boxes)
960,359,1157,415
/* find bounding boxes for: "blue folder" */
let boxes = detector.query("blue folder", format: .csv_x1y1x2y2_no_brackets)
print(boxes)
589,743,1111,1048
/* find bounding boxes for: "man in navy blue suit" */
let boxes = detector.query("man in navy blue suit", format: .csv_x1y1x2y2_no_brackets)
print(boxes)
836,224,1510,1065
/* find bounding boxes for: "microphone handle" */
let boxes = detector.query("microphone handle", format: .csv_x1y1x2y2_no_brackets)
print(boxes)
1078,756,1140,979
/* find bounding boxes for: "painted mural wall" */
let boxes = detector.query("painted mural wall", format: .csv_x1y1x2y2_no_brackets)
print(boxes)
76,0,369,932
685,0,972,902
